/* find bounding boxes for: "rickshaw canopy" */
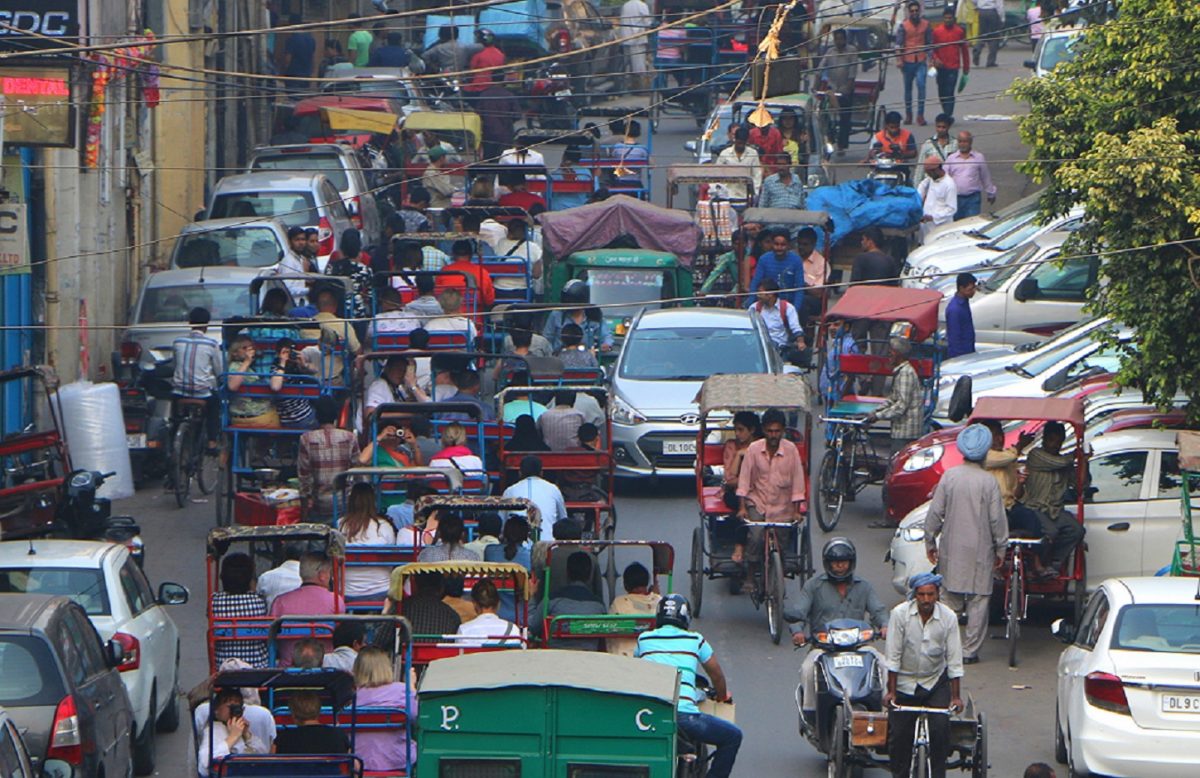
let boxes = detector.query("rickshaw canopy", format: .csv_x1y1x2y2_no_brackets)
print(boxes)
206,523,346,557
413,494,542,526
389,561,530,602
404,111,481,149
544,539,674,576
539,194,702,266
822,286,943,342
1179,431,1200,472
742,208,832,230
321,106,399,134
419,649,678,705
969,396,1086,430
332,466,465,493
695,373,813,417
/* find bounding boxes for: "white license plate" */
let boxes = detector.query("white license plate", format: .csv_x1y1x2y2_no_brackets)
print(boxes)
126,433,147,449
1161,694,1200,713
832,654,865,668
663,439,696,456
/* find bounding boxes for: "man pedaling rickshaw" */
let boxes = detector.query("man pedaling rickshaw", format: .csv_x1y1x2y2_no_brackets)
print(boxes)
734,408,805,582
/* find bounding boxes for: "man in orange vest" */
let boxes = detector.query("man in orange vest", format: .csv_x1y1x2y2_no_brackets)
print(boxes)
868,111,918,164
894,0,933,125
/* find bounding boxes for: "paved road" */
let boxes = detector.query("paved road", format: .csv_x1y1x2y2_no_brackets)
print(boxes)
132,42,1056,777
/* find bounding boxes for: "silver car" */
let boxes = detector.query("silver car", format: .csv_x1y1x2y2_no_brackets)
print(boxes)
169,217,301,271
611,307,780,477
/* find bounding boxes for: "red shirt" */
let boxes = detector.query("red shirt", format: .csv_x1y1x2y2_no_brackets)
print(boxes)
498,190,548,214
466,46,506,92
931,23,970,72
748,125,783,158
438,259,496,309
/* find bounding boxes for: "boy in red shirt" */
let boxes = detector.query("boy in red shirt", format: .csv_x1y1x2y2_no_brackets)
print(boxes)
931,8,970,118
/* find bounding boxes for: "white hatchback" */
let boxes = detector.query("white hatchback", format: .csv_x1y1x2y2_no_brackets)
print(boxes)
1052,577,1200,777
0,541,187,775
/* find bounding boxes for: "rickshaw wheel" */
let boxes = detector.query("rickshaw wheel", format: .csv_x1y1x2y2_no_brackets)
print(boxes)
799,521,814,583
1071,563,1088,624
214,465,233,528
171,422,194,509
1007,569,1023,668
829,707,856,778
816,450,844,532
690,526,705,617
766,549,785,644
197,446,220,495
972,711,988,778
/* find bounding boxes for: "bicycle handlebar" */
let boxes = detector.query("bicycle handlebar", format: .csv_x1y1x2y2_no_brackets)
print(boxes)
889,704,957,714
1007,538,1046,547
819,416,871,426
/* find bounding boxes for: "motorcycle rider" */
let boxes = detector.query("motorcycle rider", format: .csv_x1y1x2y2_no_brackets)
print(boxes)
786,538,889,734
865,110,918,164
464,28,505,94
637,595,742,778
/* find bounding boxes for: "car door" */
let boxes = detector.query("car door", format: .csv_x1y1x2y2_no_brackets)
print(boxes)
1060,589,1110,735
53,612,104,774
1080,449,1151,588
1141,450,1194,574
0,718,34,777
118,558,176,720
1004,253,1099,344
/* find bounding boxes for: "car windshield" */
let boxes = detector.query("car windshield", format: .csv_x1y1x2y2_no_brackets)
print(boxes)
1018,335,1094,377
0,568,111,615
1040,34,1080,72
0,636,64,706
137,284,252,324
251,154,350,191
1112,605,1200,654
209,191,318,228
978,243,1039,292
619,327,766,380
979,203,1038,241
173,227,282,268
583,269,670,317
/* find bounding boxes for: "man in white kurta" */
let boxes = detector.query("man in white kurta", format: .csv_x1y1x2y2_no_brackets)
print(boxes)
916,156,958,242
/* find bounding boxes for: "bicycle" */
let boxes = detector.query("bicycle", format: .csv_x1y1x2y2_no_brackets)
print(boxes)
816,416,884,532
169,398,219,509
890,703,955,778
1001,537,1045,668
741,518,799,645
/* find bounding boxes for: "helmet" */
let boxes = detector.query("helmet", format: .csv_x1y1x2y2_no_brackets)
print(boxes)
561,278,589,305
656,594,692,630
822,537,857,582
476,28,496,46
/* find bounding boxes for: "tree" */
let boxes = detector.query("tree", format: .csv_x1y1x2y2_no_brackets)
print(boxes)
1010,0,1200,419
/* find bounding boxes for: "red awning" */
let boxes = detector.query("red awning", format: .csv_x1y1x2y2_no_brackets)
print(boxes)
822,286,943,342
970,396,1086,428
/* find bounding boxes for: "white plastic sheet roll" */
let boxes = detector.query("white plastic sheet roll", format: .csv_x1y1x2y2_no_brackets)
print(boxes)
55,381,135,501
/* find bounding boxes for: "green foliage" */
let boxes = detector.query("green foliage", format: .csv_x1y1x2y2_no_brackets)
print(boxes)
1010,0,1200,418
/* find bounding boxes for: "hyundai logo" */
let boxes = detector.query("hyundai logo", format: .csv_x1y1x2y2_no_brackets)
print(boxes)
679,413,700,425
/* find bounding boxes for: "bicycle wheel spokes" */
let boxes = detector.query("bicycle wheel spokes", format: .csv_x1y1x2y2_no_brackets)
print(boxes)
171,421,193,509
817,449,844,532
766,548,785,644
1007,557,1024,668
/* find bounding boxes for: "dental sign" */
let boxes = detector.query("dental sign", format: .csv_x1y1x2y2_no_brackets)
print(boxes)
0,67,75,146
0,2,81,51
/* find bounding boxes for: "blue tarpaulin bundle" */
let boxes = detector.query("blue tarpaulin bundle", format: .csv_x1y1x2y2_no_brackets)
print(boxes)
805,179,923,247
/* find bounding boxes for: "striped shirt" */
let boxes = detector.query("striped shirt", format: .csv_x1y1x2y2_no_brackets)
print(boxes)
171,330,223,398
421,245,451,271
758,172,806,210
874,361,925,441
636,625,713,713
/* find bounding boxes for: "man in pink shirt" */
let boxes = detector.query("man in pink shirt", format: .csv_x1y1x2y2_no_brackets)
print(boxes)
735,408,806,583
943,131,997,220
270,552,344,665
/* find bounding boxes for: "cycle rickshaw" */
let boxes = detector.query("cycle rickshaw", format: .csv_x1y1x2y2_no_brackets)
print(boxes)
1170,430,1200,577
691,373,816,644
814,15,893,145
816,286,943,532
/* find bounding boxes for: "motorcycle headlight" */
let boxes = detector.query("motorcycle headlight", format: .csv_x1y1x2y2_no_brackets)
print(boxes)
829,627,861,647
612,395,647,426
69,471,94,489
899,522,926,543
902,445,943,472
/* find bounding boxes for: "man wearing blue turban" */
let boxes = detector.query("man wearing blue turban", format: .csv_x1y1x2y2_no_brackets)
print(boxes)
922,423,1008,664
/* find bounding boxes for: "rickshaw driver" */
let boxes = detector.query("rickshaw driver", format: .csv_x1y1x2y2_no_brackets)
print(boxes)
735,408,807,574
786,538,889,734
636,595,742,778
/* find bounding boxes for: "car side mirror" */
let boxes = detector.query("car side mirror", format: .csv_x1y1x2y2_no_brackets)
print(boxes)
42,759,75,778
1013,277,1040,302
1051,618,1076,644
1024,59,1037,70
158,582,189,606
684,140,697,152
104,639,125,669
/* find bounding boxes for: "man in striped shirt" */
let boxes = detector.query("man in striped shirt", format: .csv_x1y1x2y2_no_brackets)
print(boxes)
171,307,223,449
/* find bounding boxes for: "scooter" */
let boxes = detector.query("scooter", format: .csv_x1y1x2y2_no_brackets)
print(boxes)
796,619,886,777
115,347,174,487
526,62,577,130
57,469,145,567
867,142,911,187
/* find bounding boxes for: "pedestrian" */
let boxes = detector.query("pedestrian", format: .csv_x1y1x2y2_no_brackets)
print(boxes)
346,13,373,67
944,131,996,219
465,28,505,94
894,1,932,125
923,424,1008,665
318,38,348,78
421,146,456,209
368,31,412,68
713,125,761,200
424,26,469,74
945,272,977,358
931,7,970,118
972,0,1003,68
883,572,964,778
281,14,316,85
758,160,806,210
913,114,956,187
476,75,522,163
864,337,926,455
916,156,958,242
1024,763,1057,778
619,0,653,91
749,229,807,310
818,28,859,152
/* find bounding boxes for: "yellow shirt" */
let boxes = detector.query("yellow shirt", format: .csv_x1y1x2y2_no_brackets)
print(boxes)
606,592,661,657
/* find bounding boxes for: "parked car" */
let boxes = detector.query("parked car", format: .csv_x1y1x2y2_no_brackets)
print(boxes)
319,67,427,107
204,172,354,268
169,217,300,271
888,427,1192,595
912,190,1046,249
611,307,780,476
0,704,70,776
1025,26,1084,78
0,594,134,778
1052,577,1200,778
246,144,383,246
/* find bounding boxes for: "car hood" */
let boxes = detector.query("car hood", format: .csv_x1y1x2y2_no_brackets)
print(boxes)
940,347,1023,381
899,502,930,531
906,234,990,270
616,377,705,416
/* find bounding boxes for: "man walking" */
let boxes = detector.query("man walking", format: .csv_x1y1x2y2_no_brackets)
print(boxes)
619,0,653,91
346,13,373,67
923,424,1008,664
916,157,958,242
913,115,956,187
931,7,970,117
945,272,977,358
281,15,316,86
944,131,996,219
818,28,859,152
884,572,965,778
894,1,932,125
972,0,1003,68
864,338,926,455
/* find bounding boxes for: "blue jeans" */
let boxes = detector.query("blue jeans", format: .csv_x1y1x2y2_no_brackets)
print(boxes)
955,191,982,220
901,61,927,118
678,711,743,778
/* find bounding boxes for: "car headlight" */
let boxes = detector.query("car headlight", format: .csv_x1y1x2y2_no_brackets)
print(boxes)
612,395,647,426
902,444,943,472
899,522,926,542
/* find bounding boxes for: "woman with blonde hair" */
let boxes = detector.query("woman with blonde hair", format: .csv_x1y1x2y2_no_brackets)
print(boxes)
352,647,417,772
337,482,397,600
427,287,478,344
428,423,484,475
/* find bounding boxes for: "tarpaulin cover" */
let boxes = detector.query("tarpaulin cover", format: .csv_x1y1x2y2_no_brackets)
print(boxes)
823,286,944,342
538,195,703,266
805,179,924,247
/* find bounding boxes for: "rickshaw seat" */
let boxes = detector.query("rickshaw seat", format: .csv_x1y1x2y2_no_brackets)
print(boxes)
701,486,733,516
235,383,324,399
372,331,469,351
549,614,655,643
215,754,363,777
701,442,725,468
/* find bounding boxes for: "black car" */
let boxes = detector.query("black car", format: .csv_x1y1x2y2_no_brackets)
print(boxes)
0,594,134,777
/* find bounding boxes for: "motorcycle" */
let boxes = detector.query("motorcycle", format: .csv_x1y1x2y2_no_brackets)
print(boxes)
867,141,910,187
526,62,577,130
57,469,145,567
796,618,886,777
115,347,174,487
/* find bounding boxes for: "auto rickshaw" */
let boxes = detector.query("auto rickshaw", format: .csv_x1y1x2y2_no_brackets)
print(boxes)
1171,431,1200,576
417,650,680,777
402,110,482,182
0,366,72,539
692,373,816,644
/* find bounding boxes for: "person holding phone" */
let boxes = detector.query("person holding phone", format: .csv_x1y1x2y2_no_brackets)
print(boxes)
197,688,268,775
269,338,318,430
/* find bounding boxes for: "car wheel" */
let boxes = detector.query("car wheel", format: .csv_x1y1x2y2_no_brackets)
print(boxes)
157,653,181,733
132,688,157,775
1066,722,1089,777
1054,702,1067,764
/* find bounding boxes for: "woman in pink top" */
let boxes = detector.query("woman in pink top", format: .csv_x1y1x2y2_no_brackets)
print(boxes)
352,647,418,771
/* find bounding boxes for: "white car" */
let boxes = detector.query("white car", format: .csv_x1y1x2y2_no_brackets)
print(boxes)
1025,26,1084,78
1052,577,1200,777
887,428,1189,595
0,541,188,775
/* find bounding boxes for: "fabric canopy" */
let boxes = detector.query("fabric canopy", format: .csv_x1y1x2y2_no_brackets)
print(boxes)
538,195,703,266
823,286,944,342
970,396,1086,428
695,373,813,415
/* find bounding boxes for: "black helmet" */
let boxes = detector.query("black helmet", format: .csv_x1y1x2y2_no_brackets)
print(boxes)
561,278,589,305
822,537,857,582
656,594,691,630
476,28,495,46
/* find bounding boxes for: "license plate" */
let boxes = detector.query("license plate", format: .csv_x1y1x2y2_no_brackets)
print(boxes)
663,439,696,456
832,654,865,668
126,434,147,449
1161,694,1200,713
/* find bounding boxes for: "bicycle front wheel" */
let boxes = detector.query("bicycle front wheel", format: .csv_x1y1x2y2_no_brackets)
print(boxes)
816,449,844,532
912,743,929,778
1007,565,1023,668
766,548,785,644
197,442,220,495
171,421,194,509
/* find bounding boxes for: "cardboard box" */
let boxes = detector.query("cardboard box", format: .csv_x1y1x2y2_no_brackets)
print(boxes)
698,699,737,724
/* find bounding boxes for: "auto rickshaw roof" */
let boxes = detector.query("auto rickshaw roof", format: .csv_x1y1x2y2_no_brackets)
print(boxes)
213,668,356,709
321,106,399,135
418,649,679,705
1177,431,1200,472
389,561,531,602
206,523,346,557
695,373,813,416
413,494,542,526
741,208,832,229
539,194,702,266
969,396,1086,429
822,286,943,342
